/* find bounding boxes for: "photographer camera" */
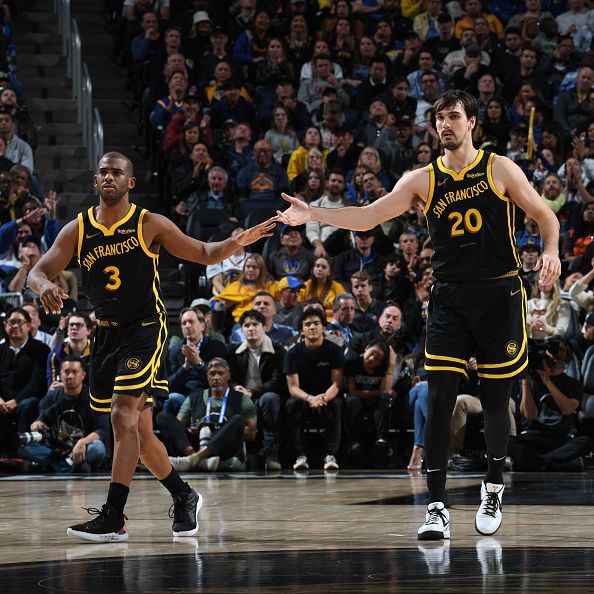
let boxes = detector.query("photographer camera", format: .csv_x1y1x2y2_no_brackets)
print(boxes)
159,357,257,472
509,337,593,472
18,357,108,473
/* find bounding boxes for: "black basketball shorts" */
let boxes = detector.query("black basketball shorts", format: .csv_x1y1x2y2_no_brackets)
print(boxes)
425,274,528,380
89,314,169,412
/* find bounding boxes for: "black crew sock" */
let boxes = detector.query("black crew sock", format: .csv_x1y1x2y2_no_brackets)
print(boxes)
160,467,192,497
106,482,130,515
427,469,448,504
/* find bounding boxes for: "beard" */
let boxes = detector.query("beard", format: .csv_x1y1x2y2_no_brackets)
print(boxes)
99,187,128,205
442,136,463,150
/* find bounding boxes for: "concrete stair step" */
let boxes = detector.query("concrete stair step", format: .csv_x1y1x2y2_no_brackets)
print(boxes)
36,145,87,158
27,98,76,111
16,54,66,67
36,156,88,170
23,76,70,90
21,11,105,26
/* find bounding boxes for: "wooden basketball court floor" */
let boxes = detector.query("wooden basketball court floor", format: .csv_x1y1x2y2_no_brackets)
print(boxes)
1,470,593,593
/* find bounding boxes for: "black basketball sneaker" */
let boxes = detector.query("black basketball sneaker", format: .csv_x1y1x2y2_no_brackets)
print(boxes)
170,489,203,536
67,505,128,542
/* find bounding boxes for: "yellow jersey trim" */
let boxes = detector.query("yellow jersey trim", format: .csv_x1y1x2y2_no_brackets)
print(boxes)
425,351,469,366
425,364,469,379
76,212,84,264
88,203,137,236
423,163,436,215
436,149,483,181
486,152,510,202
138,208,159,259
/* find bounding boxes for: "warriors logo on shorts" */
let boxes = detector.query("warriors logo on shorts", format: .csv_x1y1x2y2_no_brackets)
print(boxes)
505,341,518,357
126,357,142,370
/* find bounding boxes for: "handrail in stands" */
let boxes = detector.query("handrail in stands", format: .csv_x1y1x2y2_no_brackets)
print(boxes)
55,1,104,170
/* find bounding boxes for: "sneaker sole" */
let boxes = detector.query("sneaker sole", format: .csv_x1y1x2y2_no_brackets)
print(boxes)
324,465,339,471
418,530,450,541
172,492,204,537
474,520,502,536
67,528,129,543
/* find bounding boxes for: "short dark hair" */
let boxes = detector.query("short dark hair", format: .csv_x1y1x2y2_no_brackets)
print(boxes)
99,152,134,176
298,308,326,329
364,338,390,374
5,306,31,323
60,356,85,369
314,53,332,63
179,306,204,325
433,90,478,123
0,106,14,120
68,311,94,330
327,167,345,179
254,290,275,301
239,309,266,326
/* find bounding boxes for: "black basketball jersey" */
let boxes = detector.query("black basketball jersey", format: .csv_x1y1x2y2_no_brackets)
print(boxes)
423,149,521,282
77,203,166,323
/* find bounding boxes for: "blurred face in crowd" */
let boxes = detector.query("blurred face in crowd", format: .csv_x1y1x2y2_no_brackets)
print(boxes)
375,20,391,42
334,297,355,325
363,344,386,369
465,0,482,16
168,71,188,95
307,170,322,192
253,294,276,322
360,148,378,170
273,106,288,130
369,100,388,120
184,124,200,146
520,49,537,70
254,140,273,167
359,36,376,58
214,61,232,83
67,315,90,343
392,80,410,102
351,278,372,301
421,73,440,100
326,172,345,197
23,304,40,333
267,38,284,61
0,88,17,109
207,364,230,394
416,144,432,165
362,172,379,195
280,286,300,308
335,0,350,18
241,315,266,344
5,310,30,345
141,11,158,32
355,232,374,254
164,28,181,50
542,175,562,199
307,151,323,170
474,17,489,38
281,228,302,250
191,143,210,165
505,31,521,51
379,305,402,336
486,99,502,121
181,309,204,343
576,68,594,94
395,123,412,143
521,247,539,270
460,29,477,47
0,112,14,136
418,51,434,72
233,123,252,142
195,19,212,36
301,314,324,343
61,360,86,394
243,257,261,281
304,127,321,148
315,58,332,79
208,169,227,194
254,11,270,31
399,232,418,256
313,257,331,281
385,259,401,279
291,15,307,36
478,74,495,95
369,62,387,83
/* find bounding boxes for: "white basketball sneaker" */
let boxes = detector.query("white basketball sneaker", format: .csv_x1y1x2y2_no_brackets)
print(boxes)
417,502,450,540
475,482,504,536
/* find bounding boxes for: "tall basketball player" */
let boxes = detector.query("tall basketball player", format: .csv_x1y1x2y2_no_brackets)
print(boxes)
28,152,277,542
276,90,561,540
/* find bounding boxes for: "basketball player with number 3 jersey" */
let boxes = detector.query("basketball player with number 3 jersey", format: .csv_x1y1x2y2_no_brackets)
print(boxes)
277,90,561,541
27,152,277,543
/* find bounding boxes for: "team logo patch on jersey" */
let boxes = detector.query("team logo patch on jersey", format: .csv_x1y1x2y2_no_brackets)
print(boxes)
126,357,142,370
117,228,135,235
505,341,518,357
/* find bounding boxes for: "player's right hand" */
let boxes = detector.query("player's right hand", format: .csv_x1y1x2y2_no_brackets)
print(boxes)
277,193,312,226
39,281,69,315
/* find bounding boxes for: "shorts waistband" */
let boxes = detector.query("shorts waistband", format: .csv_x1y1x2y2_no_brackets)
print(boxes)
96,319,120,327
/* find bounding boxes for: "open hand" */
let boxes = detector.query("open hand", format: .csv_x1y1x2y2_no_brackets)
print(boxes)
276,193,312,227
233,216,278,246
534,252,561,288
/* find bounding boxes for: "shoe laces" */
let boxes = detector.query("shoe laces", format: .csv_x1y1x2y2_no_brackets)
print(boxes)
426,507,447,526
168,493,192,521
481,492,502,518
82,505,126,525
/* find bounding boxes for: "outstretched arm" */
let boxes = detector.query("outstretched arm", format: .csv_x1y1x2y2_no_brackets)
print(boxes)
494,156,561,287
27,219,78,314
276,167,428,231
145,212,277,265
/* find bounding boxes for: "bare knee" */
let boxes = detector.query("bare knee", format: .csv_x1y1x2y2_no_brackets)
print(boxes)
111,400,141,435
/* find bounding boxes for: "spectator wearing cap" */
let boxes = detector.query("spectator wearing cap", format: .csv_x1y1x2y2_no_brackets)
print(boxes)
413,0,448,40
0,107,34,175
326,126,361,175
226,309,287,470
182,11,214,63
267,224,316,281
236,139,289,204
332,228,388,288
229,290,298,347
163,91,212,154
151,70,188,130
274,275,305,328
454,0,504,39
196,26,231,83
354,57,391,114
423,12,460,65
506,122,529,162
161,357,258,472
165,306,228,416
451,44,493,93
210,80,257,132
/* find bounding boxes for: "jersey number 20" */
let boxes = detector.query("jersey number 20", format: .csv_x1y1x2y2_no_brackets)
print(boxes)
448,208,483,237
103,266,121,291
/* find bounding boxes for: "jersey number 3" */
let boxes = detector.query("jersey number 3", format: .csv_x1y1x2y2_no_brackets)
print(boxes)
103,266,121,291
448,208,483,237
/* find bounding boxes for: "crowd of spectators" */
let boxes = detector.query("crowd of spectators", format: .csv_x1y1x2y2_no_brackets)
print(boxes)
2,0,594,473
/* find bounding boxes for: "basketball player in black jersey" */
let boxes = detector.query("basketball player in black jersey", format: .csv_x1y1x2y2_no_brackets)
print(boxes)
277,90,561,540
27,152,277,542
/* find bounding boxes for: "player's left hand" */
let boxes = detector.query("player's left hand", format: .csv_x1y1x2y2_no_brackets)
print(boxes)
233,217,278,246
534,251,561,288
